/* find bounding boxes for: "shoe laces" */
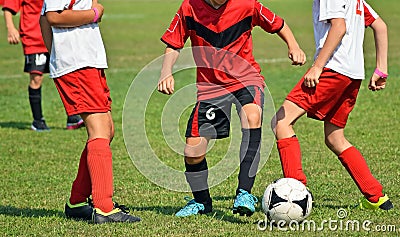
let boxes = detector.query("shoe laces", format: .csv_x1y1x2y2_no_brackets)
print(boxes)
236,189,258,205
114,202,130,213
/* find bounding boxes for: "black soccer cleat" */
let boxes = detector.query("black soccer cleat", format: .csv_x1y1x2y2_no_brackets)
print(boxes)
92,203,141,224
31,119,50,131
66,115,85,130
359,194,393,211
65,199,93,221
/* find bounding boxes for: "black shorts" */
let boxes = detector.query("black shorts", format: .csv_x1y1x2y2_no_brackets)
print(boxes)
24,53,50,75
186,86,264,139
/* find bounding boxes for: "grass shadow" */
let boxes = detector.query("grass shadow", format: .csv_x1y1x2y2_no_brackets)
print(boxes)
0,205,64,218
0,121,31,130
0,121,85,131
132,205,177,216
131,205,247,223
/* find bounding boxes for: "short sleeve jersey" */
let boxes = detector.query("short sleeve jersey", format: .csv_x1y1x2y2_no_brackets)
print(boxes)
42,0,107,78
2,0,47,55
161,0,284,100
313,0,378,80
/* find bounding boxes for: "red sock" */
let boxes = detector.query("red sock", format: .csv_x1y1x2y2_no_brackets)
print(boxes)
87,138,114,212
277,137,307,185
338,146,383,202
69,145,92,204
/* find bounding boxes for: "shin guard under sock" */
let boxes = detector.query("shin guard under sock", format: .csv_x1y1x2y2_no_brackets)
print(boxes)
69,144,92,205
185,158,212,212
237,128,261,195
277,136,307,185
338,146,383,202
28,86,43,121
87,138,114,212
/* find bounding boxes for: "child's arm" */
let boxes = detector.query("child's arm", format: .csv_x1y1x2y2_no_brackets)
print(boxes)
304,18,346,87
39,15,52,53
368,17,388,91
45,2,104,28
158,47,180,95
277,22,306,66
3,9,20,44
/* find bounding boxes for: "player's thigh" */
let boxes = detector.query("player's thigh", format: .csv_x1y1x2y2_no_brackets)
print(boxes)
234,86,264,129
81,111,114,140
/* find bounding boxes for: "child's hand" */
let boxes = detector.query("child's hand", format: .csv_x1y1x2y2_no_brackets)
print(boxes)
303,65,322,87
289,48,306,66
158,75,175,95
7,27,20,45
368,73,386,91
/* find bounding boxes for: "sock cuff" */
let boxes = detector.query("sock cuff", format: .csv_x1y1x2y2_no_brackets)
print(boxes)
87,138,111,153
338,146,358,160
28,86,41,94
185,158,208,172
242,128,262,142
277,136,299,149
87,138,111,145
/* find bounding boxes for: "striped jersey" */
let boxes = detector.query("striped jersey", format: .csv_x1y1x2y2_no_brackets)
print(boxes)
161,0,284,100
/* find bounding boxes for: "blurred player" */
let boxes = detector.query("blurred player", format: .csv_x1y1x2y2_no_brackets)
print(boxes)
271,0,392,210
40,0,140,223
2,0,84,131
159,0,306,217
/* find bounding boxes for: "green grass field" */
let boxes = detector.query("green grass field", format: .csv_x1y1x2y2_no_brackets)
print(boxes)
1,0,400,236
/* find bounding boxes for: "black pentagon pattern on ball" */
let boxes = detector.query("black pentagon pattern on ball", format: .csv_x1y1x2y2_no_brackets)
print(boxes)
268,188,288,210
292,193,311,217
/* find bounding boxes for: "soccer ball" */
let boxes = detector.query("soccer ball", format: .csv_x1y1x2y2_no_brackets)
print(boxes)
262,178,312,225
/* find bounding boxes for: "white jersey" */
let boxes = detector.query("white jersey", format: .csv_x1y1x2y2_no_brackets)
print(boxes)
313,0,368,79
42,0,108,78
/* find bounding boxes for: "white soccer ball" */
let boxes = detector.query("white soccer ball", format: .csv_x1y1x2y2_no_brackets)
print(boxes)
262,178,313,225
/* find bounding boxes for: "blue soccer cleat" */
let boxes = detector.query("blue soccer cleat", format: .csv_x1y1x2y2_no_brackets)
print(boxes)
232,189,258,216
175,198,206,217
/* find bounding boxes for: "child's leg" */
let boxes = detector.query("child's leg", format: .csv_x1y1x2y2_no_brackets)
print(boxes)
184,137,212,212
81,112,115,213
324,122,384,202
272,100,308,185
276,136,307,185
28,73,44,121
69,144,91,204
237,103,262,194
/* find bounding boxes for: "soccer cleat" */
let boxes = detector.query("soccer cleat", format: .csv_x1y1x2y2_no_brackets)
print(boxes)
233,189,258,216
31,119,50,131
92,203,141,224
65,199,93,221
359,194,393,210
66,115,84,130
175,198,206,217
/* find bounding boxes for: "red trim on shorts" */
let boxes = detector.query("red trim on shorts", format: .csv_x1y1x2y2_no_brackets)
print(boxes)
252,86,261,106
29,70,44,76
191,103,200,137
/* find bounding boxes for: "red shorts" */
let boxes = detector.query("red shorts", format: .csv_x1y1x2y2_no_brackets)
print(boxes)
286,68,362,128
54,68,112,116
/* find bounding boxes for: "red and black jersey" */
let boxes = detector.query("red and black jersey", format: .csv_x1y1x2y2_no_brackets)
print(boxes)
161,0,284,100
2,0,47,55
